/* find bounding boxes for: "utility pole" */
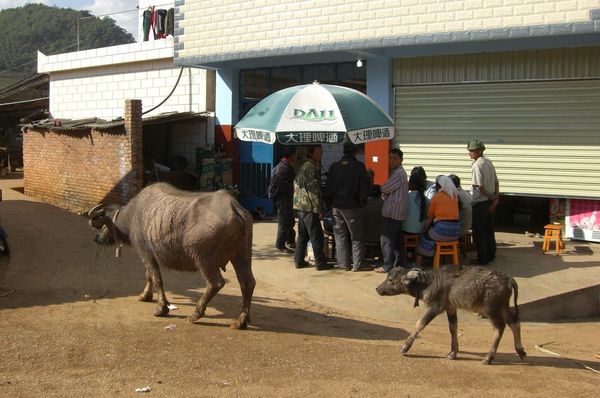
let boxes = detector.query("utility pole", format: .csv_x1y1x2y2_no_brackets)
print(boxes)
76,15,95,51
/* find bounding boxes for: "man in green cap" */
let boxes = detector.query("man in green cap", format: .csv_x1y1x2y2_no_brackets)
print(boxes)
467,140,499,265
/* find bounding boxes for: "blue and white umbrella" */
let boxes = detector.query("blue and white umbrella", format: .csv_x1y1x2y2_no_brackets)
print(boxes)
235,82,394,145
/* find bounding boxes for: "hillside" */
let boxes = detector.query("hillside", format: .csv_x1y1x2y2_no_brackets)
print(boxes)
0,4,135,81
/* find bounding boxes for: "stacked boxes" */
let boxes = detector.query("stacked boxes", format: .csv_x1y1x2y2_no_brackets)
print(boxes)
213,157,233,189
195,146,233,191
199,158,215,190
222,158,233,186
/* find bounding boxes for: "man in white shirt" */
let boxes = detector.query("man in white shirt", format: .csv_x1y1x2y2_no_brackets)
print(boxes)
468,140,499,265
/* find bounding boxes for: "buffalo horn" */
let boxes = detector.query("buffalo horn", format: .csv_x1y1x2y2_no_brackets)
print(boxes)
86,204,105,219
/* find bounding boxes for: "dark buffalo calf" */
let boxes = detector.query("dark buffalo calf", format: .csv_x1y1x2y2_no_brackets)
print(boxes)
377,266,526,365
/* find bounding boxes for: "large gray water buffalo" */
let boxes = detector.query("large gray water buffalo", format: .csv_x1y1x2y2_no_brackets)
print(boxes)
86,183,255,329
377,266,526,365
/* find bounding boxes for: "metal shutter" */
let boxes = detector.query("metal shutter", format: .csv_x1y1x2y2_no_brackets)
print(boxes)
394,79,600,199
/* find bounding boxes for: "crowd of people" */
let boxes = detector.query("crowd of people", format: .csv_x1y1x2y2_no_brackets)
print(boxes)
267,139,499,272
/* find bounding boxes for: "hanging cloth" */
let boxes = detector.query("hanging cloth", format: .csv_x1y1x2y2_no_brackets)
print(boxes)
166,8,175,36
142,7,154,41
155,9,168,39
152,8,158,39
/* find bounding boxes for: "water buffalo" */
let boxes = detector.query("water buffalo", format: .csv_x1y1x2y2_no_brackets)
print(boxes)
86,183,255,329
377,266,526,364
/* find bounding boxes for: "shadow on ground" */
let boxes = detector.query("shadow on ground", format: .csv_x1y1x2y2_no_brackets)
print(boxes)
405,351,600,371
162,289,407,341
0,200,406,342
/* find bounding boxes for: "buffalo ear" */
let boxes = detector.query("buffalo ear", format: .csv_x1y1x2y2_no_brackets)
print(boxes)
89,215,112,230
403,268,427,285
89,218,104,229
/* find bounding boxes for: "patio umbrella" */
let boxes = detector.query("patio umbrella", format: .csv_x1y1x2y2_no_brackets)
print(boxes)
235,82,394,145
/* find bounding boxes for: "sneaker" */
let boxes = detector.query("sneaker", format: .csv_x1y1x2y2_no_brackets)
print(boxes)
277,247,294,254
336,264,352,271
315,263,334,271
295,261,309,269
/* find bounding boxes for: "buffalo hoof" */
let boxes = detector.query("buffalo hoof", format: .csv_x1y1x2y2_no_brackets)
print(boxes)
400,345,411,354
138,292,153,302
482,357,493,365
446,351,457,360
229,320,248,330
517,348,527,360
153,306,170,317
187,313,201,323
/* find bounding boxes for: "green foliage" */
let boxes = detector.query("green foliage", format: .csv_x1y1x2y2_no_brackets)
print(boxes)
0,4,135,74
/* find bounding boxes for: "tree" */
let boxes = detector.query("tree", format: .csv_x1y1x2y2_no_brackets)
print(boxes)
0,4,135,76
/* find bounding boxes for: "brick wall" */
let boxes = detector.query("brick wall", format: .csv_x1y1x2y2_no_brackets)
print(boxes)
23,100,143,213
177,0,599,61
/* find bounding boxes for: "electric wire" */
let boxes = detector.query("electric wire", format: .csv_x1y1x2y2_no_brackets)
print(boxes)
142,67,185,115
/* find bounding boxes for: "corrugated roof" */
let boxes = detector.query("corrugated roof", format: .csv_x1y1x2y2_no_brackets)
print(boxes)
22,111,213,132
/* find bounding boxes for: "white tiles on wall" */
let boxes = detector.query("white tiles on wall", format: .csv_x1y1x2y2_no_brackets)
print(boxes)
49,59,208,120
178,0,597,60
38,37,174,74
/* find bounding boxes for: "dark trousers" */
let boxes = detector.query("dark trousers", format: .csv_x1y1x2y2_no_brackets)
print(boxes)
295,211,327,266
380,217,405,271
472,200,496,264
274,194,295,249
333,207,366,268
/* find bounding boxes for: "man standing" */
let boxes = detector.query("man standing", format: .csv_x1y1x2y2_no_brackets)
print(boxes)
376,148,409,273
293,145,333,270
325,142,371,272
268,146,297,253
468,140,499,265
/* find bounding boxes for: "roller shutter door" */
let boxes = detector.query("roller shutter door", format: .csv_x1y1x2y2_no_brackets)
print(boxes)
394,79,600,199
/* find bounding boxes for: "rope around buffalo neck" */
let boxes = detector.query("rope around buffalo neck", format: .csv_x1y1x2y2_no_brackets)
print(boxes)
112,210,123,258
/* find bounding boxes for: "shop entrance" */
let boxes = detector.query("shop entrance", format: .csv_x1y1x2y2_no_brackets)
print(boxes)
238,62,367,214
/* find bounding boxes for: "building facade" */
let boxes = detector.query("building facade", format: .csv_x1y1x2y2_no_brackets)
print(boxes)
27,1,218,212
175,0,600,236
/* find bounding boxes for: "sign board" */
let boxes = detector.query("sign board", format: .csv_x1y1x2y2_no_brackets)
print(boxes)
235,128,275,144
348,127,394,144
276,131,345,145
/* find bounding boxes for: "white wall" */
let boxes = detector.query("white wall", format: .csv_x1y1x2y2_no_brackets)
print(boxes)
178,0,599,61
49,60,209,120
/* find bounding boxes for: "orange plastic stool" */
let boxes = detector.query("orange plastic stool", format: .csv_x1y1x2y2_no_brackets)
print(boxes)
404,234,419,260
433,241,459,269
459,231,473,257
542,224,564,255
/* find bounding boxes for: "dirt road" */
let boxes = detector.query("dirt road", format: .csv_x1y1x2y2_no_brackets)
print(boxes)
0,181,598,397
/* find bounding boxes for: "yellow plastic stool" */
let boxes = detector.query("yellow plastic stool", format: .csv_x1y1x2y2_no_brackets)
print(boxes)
404,234,419,260
459,231,473,257
542,224,564,255
433,241,459,269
